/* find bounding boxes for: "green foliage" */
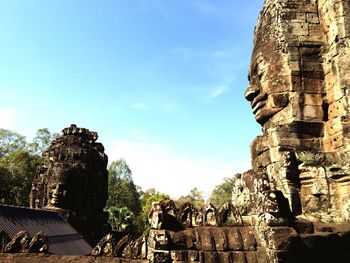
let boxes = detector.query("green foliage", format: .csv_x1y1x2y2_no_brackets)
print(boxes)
141,188,170,216
140,188,170,234
108,159,132,181
0,129,26,158
0,128,56,207
28,128,59,156
106,159,142,216
208,177,235,208
106,159,144,236
0,149,39,206
107,206,135,232
176,187,205,209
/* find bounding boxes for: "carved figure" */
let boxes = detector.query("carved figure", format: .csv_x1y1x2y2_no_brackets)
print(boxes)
0,231,10,252
177,202,195,228
148,201,183,232
28,231,49,253
191,207,203,227
204,203,217,226
148,202,164,230
91,233,116,257
114,235,131,257
124,236,147,259
4,231,30,253
217,202,243,226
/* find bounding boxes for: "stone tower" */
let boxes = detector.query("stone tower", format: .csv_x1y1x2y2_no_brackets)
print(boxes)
245,0,350,223
30,124,109,245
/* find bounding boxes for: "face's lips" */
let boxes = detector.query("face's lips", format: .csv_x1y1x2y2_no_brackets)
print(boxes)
51,197,59,205
251,93,268,114
252,100,265,114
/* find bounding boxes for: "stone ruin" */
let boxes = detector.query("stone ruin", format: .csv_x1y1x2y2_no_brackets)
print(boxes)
2,0,350,262
29,124,109,245
124,0,350,261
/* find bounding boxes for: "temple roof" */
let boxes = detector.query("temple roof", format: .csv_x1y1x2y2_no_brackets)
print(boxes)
0,205,92,255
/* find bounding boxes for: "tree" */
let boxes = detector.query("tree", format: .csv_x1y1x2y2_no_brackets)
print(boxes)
106,159,142,217
0,148,39,206
0,128,56,207
107,206,135,232
139,188,170,234
140,188,170,217
108,159,132,181
208,177,235,208
0,129,26,158
28,128,58,156
176,187,205,209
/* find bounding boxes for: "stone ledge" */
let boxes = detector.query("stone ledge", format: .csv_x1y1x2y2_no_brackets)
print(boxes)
0,254,148,263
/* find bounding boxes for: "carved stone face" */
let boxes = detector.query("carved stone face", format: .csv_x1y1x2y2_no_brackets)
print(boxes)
46,164,87,210
46,165,68,208
245,14,290,125
48,182,66,206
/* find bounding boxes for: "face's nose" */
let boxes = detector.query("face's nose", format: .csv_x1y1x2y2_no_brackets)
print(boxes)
244,82,260,102
52,184,63,196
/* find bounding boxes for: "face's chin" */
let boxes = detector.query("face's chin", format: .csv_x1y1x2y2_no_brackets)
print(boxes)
50,196,61,206
254,106,283,125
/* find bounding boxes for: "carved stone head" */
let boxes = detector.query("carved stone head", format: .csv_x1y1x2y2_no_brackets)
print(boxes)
45,163,87,211
245,7,290,126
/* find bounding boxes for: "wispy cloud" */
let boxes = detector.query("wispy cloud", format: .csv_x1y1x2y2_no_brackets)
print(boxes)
171,47,242,75
161,102,183,113
210,85,229,98
171,47,203,61
200,77,235,102
106,139,250,199
210,49,237,60
180,0,238,21
191,1,223,16
0,108,16,129
131,102,148,110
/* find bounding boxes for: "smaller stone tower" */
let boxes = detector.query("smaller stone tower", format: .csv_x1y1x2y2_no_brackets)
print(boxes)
30,124,109,245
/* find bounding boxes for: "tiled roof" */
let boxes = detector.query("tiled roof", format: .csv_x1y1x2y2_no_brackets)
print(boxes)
0,205,92,255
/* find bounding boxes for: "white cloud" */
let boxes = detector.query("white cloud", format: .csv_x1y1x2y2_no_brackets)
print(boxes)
106,139,250,200
0,108,16,129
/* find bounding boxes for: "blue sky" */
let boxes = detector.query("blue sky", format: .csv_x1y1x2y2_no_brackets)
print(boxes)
0,0,263,198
